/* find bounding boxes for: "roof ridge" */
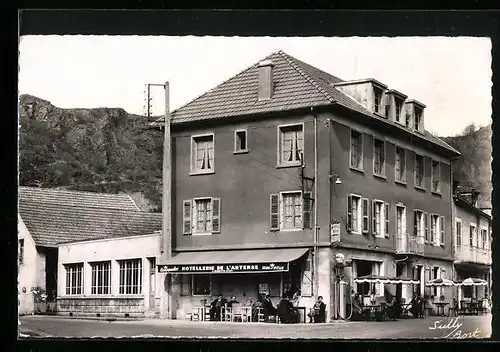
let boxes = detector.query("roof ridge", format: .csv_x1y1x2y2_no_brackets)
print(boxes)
277,51,336,104
19,186,132,199
19,201,161,216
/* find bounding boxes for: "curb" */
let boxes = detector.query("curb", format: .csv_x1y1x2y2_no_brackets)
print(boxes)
21,315,144,322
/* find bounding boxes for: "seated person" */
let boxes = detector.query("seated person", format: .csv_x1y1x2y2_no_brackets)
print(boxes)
307,296,326,323
227,296,240,308
262,294,277,322
350,293,366,321
277,294,299,324
251,295,264,322
209,295,227,321
384,295,397,320
409,292,423,318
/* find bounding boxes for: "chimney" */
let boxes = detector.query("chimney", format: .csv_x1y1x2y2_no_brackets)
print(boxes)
258,60,275,100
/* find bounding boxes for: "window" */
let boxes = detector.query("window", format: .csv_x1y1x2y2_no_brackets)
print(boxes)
455,219,462,246
481,228,488,249
431,160,440,193
374,87,383,114
183,198,221,235
396,205,406,236
119,259,142,295
373,139,386,176
432,267,440,296
192,274,211,296
414,154,424,188
372,200,385,237
430,214,444,246
278,124,303,165
385,103,391,119
18,239,24,265
191,134,214,173
424,212,429,242
395,98,404,123
234,130,248,153
91,261,111,295
65,263,84,295
414,108,422,131
270,191,311,231
405,112,412,128
350,130,363,170
469,225,476,247
414,210,425,239
395,147,406,183
347,194,363,233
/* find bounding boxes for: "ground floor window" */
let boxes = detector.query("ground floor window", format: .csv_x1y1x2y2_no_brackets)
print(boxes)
65,263,84,295
192,274,211,296
91,261,111,295
119,259,142,294
355,260,373,296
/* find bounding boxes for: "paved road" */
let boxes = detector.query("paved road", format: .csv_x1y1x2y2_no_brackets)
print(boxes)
19,314,491,339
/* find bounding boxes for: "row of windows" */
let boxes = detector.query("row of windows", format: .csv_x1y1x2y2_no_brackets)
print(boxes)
64,259,143,296
373,86,423,132
455,220,490,249
350,130,442,193
348,194,445,246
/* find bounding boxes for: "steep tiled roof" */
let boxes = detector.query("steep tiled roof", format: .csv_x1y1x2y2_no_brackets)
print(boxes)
19,186,140,212
18,187,161,247
152,50,459,156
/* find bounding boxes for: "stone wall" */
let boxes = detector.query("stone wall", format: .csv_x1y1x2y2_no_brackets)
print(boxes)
57,297,146,317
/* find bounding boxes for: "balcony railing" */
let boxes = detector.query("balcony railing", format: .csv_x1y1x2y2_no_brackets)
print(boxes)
395,233,424,255
454,245,491,265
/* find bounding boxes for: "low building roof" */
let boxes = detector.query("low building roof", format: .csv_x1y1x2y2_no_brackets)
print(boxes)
151,50,459,157
18,187,161,247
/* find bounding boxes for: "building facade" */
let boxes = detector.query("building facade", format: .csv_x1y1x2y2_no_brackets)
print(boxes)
154,51,461,320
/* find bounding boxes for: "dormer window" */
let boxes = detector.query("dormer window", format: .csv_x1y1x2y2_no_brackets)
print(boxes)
414,107,422,132
374,87,383,114
395,98,404,124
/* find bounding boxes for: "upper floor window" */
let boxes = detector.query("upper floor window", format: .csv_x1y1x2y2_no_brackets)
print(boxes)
347,194,368,234
18,239,24,265
350,130,363,170
372,200,388,238
469,224,476,247
278,124,303,166
395,147,406,183
65,263,84,295
374,87,383,114
91,261,111,295
191,134,214,174
455,219,462,246
396,204,406,236
414,154,425,189
118,259,142,295
269,191,312,231
182,197,221,235
481,228,488,249
414,108,423,131
373,139,386,176
430,214,444,246
395,98,404,123
414,210,425,239
234,129,248,153
431,160,440,193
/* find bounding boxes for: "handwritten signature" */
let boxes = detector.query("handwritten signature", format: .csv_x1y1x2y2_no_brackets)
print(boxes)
428,316,482,339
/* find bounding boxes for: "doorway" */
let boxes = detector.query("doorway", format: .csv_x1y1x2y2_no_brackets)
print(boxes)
148,257,156,309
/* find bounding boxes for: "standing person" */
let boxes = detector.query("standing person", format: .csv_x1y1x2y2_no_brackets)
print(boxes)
209,294,227,321
307,296,326,323
262,293,277,322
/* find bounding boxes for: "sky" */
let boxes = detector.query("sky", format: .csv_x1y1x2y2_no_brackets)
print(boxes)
18,36,492,137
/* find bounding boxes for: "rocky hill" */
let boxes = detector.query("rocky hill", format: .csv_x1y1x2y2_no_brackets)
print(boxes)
18,95,164,212
442,123,492,209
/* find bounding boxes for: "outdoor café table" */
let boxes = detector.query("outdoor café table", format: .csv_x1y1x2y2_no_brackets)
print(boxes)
434,302,449,316
363,305,383,321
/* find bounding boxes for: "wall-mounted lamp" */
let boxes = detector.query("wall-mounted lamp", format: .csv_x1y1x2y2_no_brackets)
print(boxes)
329,174,342,184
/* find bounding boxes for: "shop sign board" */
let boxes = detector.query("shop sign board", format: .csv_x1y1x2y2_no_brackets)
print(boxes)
158,262,289,274
330,222,341,243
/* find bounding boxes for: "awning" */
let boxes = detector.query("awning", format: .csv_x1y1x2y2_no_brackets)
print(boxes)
354,275,420,285
157,248,309,274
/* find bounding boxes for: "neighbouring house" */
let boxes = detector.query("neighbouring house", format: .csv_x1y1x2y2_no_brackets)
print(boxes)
151,50,461,320
17,186,161,317
452,183,492,306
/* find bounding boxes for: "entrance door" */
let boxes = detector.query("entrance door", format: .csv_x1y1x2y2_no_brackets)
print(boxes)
148,257,156,309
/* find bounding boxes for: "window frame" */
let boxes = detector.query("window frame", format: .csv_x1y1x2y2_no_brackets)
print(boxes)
373,138,386,178
190,133,215,175
395,204,406,236
373,86,384,114
192,274,211,296
90,261,111,295
192,197,214,235
414,107,422,132
65,263,84,296
394,97,404,124
349,129,364,171
348,193,363,234
414,153,425,190
431,160,441,194
372,199,385,238
234,129,249,154
394,146,407,184
480,227,488,250
429,213,442,246
279,190,304,231
277,123,304,167
118,258,143,295
455,218,462,247
469,223,477,247
414,209,425,239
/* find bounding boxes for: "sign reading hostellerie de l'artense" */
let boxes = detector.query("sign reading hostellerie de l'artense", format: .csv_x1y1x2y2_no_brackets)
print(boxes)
157,262,289,274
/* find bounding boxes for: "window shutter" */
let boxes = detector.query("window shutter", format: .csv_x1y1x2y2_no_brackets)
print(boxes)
303,192,312,229
270,194,280,231
413,211,418,237
372,200,377,235
439,216,445,245
362,198,369,234
384,202,390,238
211,197,221,233
424,212,429,242
347,195,353,231
183,200,192,235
